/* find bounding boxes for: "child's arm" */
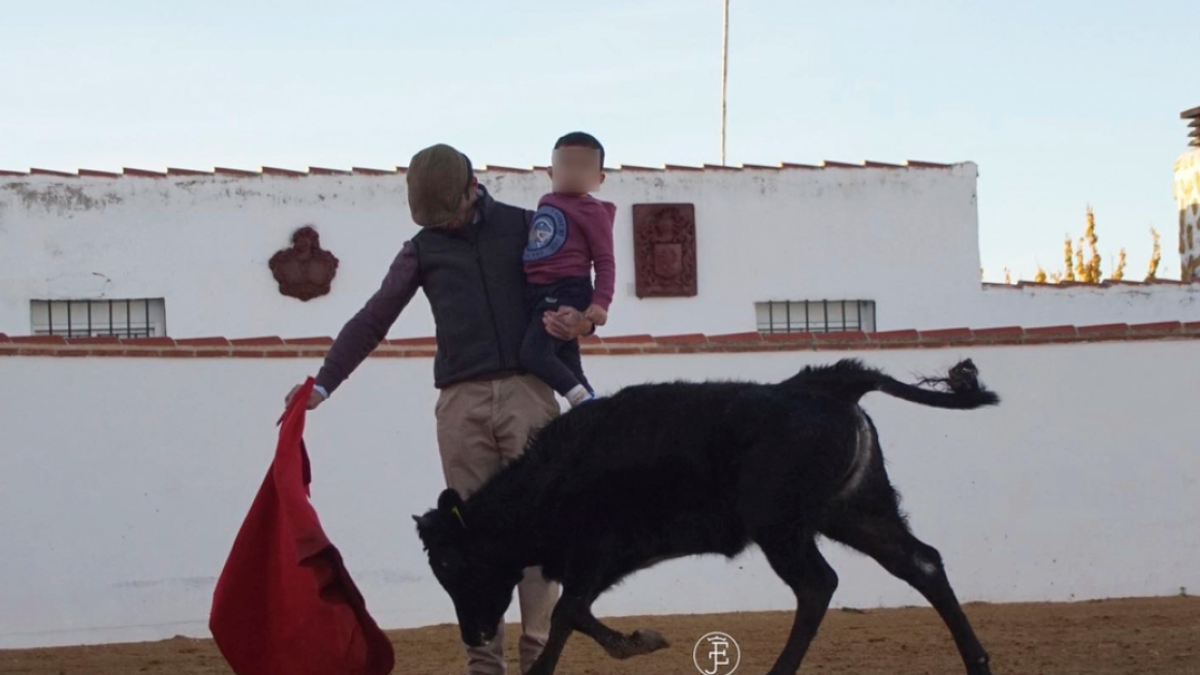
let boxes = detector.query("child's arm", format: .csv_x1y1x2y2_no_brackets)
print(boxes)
584,304,608,326
580,200,617,323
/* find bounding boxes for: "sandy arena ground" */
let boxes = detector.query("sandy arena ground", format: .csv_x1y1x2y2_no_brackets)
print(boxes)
3,596,1197,675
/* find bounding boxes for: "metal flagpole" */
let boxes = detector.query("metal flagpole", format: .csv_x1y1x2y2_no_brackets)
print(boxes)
721,0,730,165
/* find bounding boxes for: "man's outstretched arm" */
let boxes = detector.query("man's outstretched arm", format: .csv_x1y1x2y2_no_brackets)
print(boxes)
289,242,420,408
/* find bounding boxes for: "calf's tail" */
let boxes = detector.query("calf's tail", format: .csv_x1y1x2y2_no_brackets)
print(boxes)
783,358,1000,410
878,359,999,409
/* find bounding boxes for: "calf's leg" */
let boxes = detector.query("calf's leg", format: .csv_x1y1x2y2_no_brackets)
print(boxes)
524,594,577,675
564,601,669,659
824,506,993,675
754,531,839,675
527,587,669,675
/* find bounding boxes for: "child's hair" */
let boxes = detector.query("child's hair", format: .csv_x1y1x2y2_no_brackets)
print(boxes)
554,132,605,169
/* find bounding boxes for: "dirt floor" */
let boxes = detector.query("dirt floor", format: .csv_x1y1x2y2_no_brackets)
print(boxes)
2,596,1197,675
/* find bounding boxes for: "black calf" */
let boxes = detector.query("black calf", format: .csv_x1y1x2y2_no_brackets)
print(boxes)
414,359,999,675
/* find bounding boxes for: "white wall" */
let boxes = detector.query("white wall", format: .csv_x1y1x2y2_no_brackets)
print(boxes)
1,166,986,339
973,283,1200,328
6,168,1198,342
1,339,1197,648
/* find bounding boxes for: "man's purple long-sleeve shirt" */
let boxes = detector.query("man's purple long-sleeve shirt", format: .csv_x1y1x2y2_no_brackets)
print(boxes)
314,242,419,396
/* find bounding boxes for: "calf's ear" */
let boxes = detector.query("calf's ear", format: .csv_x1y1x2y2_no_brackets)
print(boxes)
437,488,468,529
438,488,465,512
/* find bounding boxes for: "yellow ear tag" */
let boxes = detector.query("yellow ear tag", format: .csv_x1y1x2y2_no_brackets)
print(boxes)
451,505,467,529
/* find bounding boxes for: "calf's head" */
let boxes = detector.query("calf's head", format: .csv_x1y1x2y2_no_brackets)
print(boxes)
413,488,525,647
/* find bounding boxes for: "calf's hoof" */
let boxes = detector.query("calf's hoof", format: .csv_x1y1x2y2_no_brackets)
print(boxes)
631,629,670,654
967,655,993,675
525,657,557,675
605,629,670,660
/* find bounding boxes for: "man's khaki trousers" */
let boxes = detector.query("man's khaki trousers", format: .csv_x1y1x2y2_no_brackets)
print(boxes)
435,374,561,675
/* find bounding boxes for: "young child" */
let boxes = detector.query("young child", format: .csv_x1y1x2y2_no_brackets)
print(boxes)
520,132,616,407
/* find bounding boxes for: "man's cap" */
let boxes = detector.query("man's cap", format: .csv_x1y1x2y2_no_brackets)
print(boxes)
407,144,472,226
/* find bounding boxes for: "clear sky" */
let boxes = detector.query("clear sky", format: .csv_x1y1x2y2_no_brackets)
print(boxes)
2,1,1195,281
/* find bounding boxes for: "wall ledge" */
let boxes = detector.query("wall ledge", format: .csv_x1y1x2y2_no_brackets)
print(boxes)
3,322,1198,358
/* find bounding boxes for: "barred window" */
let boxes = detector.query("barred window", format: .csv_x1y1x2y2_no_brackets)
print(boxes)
30,299,167,338
755,300,876,334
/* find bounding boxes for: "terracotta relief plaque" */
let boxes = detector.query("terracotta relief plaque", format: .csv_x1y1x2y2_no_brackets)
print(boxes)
269,226,339,301
632,203,697,298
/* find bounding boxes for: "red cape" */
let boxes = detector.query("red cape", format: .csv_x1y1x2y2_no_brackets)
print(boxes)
210,378,394,675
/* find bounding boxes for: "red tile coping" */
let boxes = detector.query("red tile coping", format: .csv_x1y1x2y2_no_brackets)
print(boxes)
261,166,307,177
167,168,211,176
0,161,966,178
122,168,167,178
2,322,1198,358
214,167,259,177
30,168,77,177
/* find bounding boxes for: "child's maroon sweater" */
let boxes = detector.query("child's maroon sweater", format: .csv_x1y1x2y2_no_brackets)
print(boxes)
522,192,617,309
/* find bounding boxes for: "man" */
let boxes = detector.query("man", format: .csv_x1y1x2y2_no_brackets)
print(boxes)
285,144,594,675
